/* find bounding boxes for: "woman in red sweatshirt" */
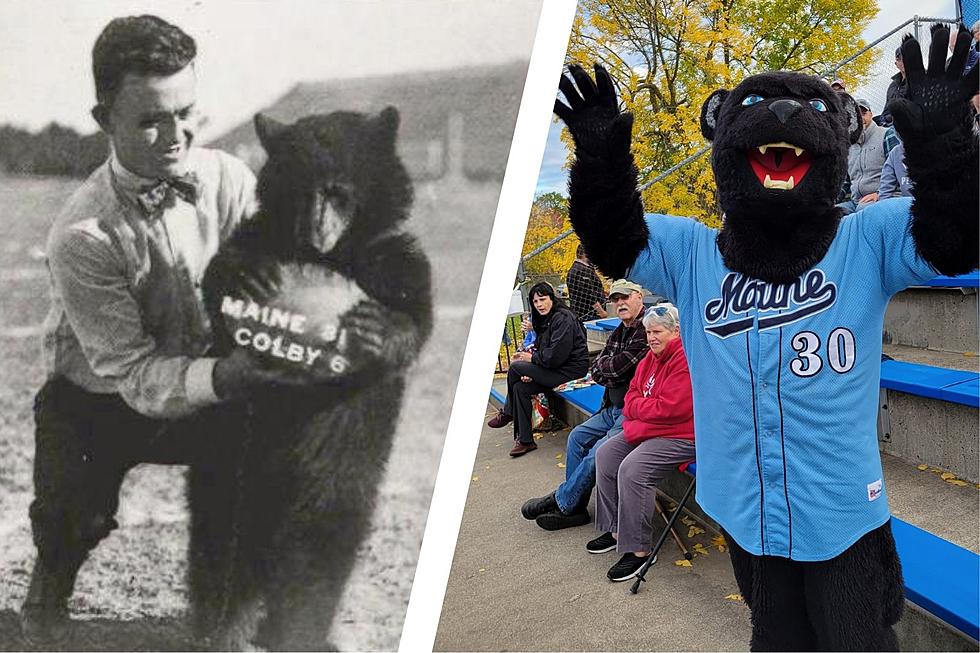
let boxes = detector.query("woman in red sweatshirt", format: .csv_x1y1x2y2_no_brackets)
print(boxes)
589,303,695,582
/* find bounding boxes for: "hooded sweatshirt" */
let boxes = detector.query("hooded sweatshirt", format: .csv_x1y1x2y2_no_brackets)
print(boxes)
621,337,695,444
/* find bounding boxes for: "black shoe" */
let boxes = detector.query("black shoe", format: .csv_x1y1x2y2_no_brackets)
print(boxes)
586,531,617,554
607,552,655,582
521,493,559,520
20,562,73,647
535,509,590,531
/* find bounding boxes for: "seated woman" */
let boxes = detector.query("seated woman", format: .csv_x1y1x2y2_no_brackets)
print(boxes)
589,303,695,581
488,282,589,457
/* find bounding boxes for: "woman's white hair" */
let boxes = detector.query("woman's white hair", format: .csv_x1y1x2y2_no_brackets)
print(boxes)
642,302,680,331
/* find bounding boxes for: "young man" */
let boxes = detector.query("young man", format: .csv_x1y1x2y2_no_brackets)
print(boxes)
21,15,300,643
521,280,649,530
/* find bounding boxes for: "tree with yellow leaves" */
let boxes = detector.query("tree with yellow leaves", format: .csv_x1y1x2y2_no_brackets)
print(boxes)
522,192,580,276
564,0,878,226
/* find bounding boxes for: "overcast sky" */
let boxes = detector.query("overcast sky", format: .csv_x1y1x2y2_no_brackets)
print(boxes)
535,0,959,195
0,0,541,139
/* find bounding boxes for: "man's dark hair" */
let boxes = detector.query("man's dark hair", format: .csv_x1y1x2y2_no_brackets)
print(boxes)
576,243,586,259
92,15,196,108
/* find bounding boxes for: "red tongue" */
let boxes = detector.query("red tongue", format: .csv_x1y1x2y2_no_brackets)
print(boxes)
747,147,812,185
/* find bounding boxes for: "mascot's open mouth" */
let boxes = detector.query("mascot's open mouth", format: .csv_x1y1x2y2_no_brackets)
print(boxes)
747,142,811,190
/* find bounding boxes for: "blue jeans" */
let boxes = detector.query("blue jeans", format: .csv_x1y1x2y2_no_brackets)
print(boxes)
554,405,624,513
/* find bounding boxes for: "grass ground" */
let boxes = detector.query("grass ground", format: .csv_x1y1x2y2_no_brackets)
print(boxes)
0,173,497,650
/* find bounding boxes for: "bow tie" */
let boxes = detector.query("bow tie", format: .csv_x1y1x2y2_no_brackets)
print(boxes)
137,173,200,215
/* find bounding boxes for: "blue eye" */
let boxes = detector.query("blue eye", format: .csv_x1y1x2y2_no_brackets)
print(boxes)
741,94,764,107
809,99,828,112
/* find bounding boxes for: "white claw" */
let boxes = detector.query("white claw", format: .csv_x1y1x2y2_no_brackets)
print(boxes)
793,147,803,156
764,174,772,187
787,176,795,190
758,145,768,154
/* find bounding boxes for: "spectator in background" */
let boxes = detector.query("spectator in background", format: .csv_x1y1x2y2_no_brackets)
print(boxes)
830,79,846,93
836,98,886,215
588,304,695,582
878,132,912,199
566,244,607,323
521,280,649,530
882,47,907,126
488,282,589,457
950,22,980,75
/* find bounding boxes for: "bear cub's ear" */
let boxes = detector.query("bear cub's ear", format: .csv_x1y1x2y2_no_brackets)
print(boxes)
700,89,729,142
254,113,288,150
374,107,400,144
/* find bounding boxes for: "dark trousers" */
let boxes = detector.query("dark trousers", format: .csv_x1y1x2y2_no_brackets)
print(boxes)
502,361,575,444
725,520,905,651
29,377,222,581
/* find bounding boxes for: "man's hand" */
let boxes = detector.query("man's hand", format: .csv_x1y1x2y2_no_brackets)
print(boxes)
593,301,609,318
212,348,312,400
553,63,634,161
889,24,979,140
858,192,880,205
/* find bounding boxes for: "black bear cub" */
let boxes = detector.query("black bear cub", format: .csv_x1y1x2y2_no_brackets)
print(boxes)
192,107,432,651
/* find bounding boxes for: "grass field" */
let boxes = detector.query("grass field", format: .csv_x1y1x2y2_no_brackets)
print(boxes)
0,172,499,650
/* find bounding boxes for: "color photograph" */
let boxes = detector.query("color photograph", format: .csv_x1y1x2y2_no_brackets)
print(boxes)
435,0,980,650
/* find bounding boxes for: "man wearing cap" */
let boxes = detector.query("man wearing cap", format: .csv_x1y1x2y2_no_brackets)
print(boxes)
521,280,649,530
837,98,886,215
830,79,846,93
883,47,907,125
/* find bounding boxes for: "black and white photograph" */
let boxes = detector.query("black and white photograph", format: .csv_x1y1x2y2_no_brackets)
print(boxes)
0,1,544,650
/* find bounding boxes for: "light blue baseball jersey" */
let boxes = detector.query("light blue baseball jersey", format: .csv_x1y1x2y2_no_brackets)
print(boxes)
628,197,937,561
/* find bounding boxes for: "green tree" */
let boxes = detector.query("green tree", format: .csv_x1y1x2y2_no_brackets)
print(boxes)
564,0,878,225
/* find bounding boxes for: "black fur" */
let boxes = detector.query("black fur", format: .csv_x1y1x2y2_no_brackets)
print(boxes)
890,24,980,275
191,108,432,650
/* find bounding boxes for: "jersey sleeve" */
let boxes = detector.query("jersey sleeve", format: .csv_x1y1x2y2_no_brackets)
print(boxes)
853,197,939,297
626,214,707,301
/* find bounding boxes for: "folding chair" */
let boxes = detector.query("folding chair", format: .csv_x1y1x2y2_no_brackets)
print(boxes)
630,461,697,594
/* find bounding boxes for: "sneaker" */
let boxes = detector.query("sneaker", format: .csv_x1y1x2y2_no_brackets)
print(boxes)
535,509,590,531
487,410,513,428
521,493,558,520
607,552,655,582
508,441,537,457
585,531,617,554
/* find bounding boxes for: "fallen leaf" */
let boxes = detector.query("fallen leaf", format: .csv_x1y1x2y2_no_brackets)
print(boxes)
929,467,943,474
680,516,695,526
555,453,563,459
947,479,969,487
557,462,566,469
478,568,486,573
693,543,709,556
725,593,743,602
674,559,692,567
916,464,929,471
484,464,491,470
711,535,728,552
940,472,956,481
471,476,479,482
688,526,706,538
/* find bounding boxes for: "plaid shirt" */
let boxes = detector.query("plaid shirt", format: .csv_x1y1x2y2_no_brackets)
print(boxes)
589,306,648,407
42,148,256,418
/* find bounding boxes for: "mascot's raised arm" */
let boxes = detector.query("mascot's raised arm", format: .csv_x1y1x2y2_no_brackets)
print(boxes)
554,25,977,652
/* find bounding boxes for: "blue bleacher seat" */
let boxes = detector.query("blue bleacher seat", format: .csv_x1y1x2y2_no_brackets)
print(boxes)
922,272,979,289
892,517,980,640
880,360,979,408
556,383,604,414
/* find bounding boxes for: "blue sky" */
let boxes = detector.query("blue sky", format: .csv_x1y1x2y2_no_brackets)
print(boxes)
534,0,958,196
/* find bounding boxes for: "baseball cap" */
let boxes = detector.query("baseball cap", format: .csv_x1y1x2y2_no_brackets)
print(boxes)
830,79,846,90
608,279,644,298
856,98,873,112
895,46,903,59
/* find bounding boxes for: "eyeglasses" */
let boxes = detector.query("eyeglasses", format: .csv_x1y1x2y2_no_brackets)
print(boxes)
651,306,670,317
